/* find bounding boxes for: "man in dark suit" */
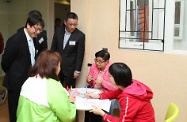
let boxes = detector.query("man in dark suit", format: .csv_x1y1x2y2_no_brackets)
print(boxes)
51,12,85,88
1,12,44,122
18,10,48,59
17,29,47,59
28,10,48,59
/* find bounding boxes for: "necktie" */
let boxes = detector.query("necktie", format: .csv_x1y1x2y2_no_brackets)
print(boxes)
29,39,35,66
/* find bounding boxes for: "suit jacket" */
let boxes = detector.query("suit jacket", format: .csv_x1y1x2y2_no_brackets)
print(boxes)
34,30,48,59
18,27,48,59
1,28,32,93
51,26,85,76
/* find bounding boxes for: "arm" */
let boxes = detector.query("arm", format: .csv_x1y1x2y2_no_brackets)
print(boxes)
103,96,140,122
100,88,122,99
48,80,76,122
75,33,85,72
1,36,19,72
86,88,122,100
86,63,96,85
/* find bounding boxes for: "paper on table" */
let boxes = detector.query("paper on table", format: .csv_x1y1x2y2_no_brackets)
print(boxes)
75,97,111,112
74,88,111,112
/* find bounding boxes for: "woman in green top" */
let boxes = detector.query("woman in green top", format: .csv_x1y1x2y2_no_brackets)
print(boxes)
17,50,76,122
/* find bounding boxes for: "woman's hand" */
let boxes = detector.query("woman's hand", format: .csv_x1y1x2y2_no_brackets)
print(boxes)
94,79,102,89
89,105,105,116
87,75,94,82
69,94,76,103
85,92,100,99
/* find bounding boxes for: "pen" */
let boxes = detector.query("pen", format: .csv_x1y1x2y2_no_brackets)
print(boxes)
70,86,72,95
85,85,87,99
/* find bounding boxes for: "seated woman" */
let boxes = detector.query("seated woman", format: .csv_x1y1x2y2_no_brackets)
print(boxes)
17,50,76,122
85,49,118,122
86,63,155,122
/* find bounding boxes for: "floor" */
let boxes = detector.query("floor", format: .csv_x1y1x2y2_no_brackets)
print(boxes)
0,100,9,122
0,76,9,122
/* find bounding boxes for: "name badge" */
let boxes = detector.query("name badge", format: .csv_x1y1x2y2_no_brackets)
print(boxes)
39,37,44,44
36,50,38,54
69,41,76,45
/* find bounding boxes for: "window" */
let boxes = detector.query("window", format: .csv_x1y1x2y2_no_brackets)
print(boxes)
173,0,187,51
120,0,187,54
119,0,166,51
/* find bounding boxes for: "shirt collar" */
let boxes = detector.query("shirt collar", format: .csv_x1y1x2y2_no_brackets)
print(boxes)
65,28,71,35
24,28,32,41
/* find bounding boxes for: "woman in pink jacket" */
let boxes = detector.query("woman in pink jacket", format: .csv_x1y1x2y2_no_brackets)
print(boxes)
85,49,118,122
86,62,155,122
86,49,117,91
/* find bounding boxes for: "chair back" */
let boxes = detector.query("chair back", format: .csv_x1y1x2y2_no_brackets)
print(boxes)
164,102,179,122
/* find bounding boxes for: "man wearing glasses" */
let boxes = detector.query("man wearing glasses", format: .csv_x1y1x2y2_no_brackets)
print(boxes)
17,10,48,60
1,10,44,122
51,12,85,88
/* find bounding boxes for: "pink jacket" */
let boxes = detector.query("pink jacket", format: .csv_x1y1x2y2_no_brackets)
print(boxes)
87,62,117,91
100,80,155,122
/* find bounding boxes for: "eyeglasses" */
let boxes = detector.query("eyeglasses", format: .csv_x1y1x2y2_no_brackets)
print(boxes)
94,59,106,64
33,26,43,33
66,23,78,27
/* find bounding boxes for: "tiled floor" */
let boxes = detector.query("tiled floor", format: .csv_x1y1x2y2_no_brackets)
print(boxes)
0,100,9,122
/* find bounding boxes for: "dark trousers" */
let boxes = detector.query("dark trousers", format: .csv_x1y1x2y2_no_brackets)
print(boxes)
59,71,76,88
84,111,102,122
8,90,19,122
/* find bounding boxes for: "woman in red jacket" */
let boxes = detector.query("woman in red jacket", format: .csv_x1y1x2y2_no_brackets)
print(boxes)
86,62,155,122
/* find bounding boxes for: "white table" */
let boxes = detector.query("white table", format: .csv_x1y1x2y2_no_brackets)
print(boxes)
70,88,116,122
71,88,111,112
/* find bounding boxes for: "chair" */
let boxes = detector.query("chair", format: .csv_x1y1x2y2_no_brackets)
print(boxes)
164,102,180,122
109,99,120,115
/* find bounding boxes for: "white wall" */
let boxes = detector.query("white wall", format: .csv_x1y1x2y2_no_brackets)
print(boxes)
72,0,187,121
0,0,54,74
0,1,9,74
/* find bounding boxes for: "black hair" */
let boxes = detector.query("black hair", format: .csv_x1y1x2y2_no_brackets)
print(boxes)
109,63,132,87
95,49,110,61
25,10,44,28
55,18,61,22
28,10,42,18
64,12,78,21
25,16,45,28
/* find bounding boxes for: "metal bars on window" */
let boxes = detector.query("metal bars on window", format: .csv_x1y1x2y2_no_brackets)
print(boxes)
119,0,166,51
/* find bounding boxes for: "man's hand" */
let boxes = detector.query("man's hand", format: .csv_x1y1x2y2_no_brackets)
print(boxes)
74,72,79,79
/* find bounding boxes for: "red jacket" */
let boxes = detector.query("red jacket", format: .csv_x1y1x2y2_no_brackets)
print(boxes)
0,32,4,54
100,80,155,122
